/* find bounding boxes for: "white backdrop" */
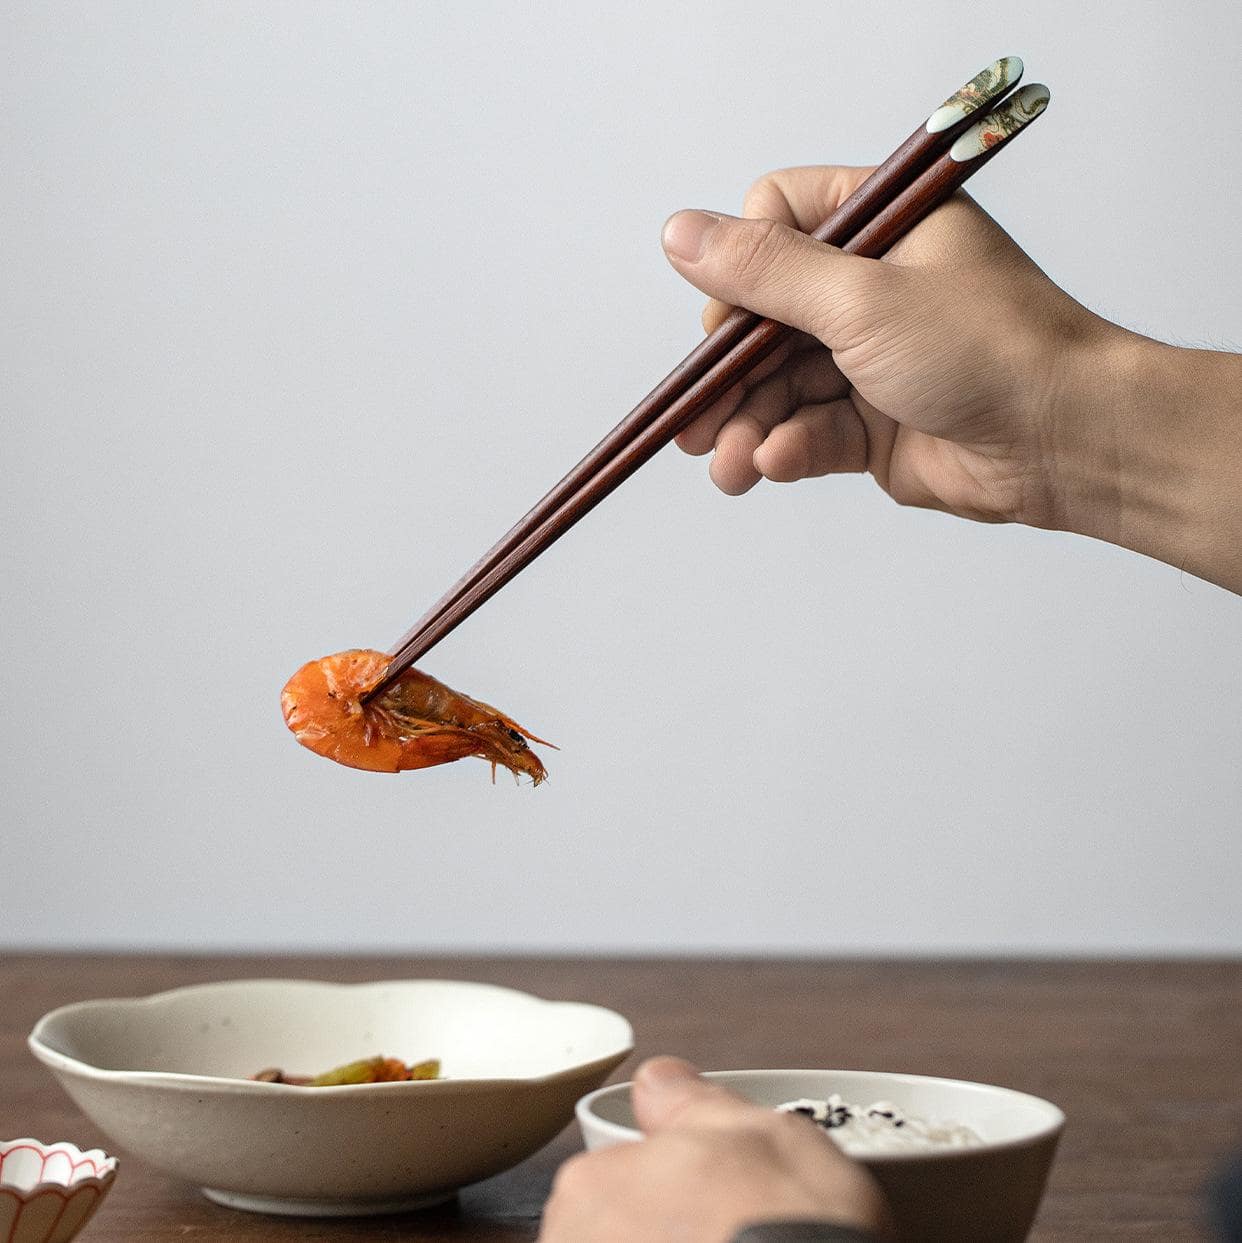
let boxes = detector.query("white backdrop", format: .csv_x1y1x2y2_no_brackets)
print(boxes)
3,1,1240,954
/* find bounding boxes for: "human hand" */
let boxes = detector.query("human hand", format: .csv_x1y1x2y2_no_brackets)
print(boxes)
661,165,1112,525
538,1056,891,1243
661,165,1242,595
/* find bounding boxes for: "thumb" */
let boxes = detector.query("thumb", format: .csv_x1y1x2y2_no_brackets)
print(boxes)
661,209,892,347
632,1056,755,1134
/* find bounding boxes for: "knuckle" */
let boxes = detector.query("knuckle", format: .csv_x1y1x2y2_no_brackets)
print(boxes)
753,1111,795,1142
741,171,784,218
887,480,917,508
549,1152,592,1198
724,216,785,284
539,1192,565,1233
720,1111,783,1149
661,1130,704,1161
772,1108,819,1140
806,262,897,346
672,1129,737,1177
750,1109,818,1157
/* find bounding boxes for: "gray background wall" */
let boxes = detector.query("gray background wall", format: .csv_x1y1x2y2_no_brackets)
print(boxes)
4,1,1239,954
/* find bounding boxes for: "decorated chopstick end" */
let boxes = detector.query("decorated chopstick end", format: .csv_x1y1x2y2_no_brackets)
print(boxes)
925,55,1024,134
949,83,1050,162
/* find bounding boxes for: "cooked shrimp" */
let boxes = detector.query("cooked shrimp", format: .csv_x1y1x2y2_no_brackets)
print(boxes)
281,649,549,784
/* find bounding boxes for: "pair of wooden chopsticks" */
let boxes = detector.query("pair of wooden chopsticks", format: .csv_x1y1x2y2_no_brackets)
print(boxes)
366,57,1050,700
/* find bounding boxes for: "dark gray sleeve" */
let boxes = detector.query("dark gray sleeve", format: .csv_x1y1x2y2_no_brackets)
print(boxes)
732,1222,877,1243
1210,1148,1242,1241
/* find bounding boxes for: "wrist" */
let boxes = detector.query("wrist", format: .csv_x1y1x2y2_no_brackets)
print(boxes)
1045,325,1242,593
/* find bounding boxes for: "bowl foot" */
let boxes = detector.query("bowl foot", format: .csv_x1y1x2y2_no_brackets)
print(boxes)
202,1187,455,1217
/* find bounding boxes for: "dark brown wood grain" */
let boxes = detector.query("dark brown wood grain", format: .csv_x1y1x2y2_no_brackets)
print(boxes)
377,147,986,677
3,955,1239,1241
369,125,940,701
369,80,1034,694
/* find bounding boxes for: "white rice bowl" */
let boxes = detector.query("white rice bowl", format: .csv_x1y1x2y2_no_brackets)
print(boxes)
576,1068,1064,1243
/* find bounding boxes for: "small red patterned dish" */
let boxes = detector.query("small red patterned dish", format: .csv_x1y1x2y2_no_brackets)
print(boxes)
0,1139,117,1243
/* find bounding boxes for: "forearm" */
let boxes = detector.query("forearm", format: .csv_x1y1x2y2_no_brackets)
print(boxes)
1052,329,1242,594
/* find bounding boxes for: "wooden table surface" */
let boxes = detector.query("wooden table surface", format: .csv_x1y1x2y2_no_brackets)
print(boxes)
3,955,1240,1241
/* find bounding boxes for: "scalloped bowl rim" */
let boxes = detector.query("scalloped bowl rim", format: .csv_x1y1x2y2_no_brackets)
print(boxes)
577,1068,1066,1165
29,978,635,1092
0,1137,119,1195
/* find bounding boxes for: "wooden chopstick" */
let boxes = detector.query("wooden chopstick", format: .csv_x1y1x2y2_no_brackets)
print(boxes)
368,75,1048,699
383,57,1023,673
372,61,1024,678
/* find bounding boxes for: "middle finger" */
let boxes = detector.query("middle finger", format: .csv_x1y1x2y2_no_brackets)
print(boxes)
708,348,850,494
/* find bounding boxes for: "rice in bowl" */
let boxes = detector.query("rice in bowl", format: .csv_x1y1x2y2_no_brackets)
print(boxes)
778,1094,982,1154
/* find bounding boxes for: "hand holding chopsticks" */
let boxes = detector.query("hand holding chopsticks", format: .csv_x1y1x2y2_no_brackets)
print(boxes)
366,58,1050,699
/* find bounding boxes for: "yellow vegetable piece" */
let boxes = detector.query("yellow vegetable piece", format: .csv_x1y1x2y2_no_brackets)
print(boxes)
309,1055,442,1086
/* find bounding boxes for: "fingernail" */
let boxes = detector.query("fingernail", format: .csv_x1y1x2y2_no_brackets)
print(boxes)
662,210,720,263
636,1056,700,1091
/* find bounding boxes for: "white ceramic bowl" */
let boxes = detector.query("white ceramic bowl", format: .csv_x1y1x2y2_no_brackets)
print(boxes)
577,1069,1064,1243
29,978,632,1217
0,1138,118,1243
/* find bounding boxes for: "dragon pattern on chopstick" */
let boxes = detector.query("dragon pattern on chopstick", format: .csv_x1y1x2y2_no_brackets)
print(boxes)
949,85,1051,161
925,56,1024,133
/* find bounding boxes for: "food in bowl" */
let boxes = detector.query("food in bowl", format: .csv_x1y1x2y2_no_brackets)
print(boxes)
576,1069,1064,1243
29,978,632,1216
778,1095,982,1153
251,1056,441,1086
281,649,550,782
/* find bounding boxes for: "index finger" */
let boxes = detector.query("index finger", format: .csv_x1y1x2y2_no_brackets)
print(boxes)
701,164,878,333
